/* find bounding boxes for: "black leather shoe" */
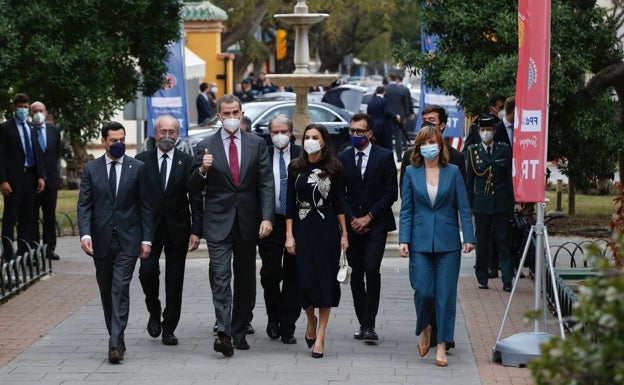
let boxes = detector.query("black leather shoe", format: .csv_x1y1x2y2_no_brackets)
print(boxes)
503,284,512,292
353,326,365,340
281,335,297,344
214,333,234,356
233,337,250,350
147,314,161,338
162,333,178,345
246,323,255,335
363,327,379,341
266,321,280,339
488,268,498,278
478,283,489,289
47,253,60,260
108,347,123,363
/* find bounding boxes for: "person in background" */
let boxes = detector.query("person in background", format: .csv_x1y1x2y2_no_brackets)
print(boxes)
398,125,474,367
384,72,414,162
30,101,61,260
258,114,302,344
136,115,203,346
196,82,214,126
285,123,348,359
207,81,218,113
465,116,519,292
367,85,399,151
77,121,153,363
338,113,397,341
240,116,252,132
0,93,46,261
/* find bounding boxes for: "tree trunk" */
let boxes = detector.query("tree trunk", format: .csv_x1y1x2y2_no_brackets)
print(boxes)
568,180,576,215
67,138,94,189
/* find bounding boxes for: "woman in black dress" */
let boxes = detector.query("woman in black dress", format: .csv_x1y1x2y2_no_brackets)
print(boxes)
285,124,349,359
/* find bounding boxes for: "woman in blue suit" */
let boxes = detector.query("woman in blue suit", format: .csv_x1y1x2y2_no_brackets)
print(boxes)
398,125,475,367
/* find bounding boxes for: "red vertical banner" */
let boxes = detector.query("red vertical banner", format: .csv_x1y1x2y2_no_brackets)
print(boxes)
513,0,551,202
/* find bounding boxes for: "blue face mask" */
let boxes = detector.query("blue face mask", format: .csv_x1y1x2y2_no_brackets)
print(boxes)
15,108,29,121
350,134,369,150
420,144,440,160
109,142,126,159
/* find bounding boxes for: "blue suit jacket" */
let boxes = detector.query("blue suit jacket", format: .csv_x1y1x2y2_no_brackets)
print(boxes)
366,95,397,136
399,164,474,252
338,144,397,232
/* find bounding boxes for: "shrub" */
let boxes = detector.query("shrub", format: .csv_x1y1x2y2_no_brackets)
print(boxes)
529,238,624,385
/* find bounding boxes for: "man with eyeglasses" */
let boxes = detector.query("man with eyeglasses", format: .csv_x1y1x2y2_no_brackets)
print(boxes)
338,113,398,341
135,115,203,346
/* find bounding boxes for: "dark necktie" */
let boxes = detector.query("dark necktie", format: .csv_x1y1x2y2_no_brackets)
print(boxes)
279,150,287,215
109,160,117,200
37,126,46,153
486,146,492,158
229,135,240,186
20,122,35,166
160,153,168,190
356,152,364,179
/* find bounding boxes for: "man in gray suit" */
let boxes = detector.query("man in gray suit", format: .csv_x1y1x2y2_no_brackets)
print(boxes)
188,94,274,357
77,122,153,363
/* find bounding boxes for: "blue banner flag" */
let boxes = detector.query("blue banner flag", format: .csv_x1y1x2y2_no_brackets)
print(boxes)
146,40,189,138
415,32,464,139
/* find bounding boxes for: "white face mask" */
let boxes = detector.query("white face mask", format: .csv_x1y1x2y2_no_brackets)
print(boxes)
304,139,321,154
33,112,45,125
271,133,290,149
498,109,505,120
210,87,218,94
222,118,240,134
479,130,494,144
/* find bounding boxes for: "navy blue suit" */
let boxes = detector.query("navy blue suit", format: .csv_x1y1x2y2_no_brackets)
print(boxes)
34,123,61,253
399,164,474,344
0,118,46,259
366,95,397,151
196,93,213,125
338,143,397,329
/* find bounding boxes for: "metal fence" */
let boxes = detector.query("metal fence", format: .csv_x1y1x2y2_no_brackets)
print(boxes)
1,239,53,302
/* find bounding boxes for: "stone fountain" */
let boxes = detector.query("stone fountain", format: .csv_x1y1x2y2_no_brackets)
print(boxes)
268,0,337,133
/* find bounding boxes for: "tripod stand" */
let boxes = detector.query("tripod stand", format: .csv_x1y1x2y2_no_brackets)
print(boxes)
492,202,566,367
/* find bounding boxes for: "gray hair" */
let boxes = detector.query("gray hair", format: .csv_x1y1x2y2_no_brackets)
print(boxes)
268,114,293,133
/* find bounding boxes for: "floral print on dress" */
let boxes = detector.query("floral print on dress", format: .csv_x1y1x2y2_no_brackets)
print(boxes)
297,168,331,220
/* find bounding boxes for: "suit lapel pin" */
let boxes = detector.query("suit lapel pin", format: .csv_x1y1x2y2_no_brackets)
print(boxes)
178,160,182,165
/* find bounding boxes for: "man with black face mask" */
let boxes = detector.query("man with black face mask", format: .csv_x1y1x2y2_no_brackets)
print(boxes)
135,115,203,346
78,121,153,363
337,113,398,341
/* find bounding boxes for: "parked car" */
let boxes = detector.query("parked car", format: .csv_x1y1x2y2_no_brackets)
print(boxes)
321,84,367,114
244,100,352,151
176,100,352,154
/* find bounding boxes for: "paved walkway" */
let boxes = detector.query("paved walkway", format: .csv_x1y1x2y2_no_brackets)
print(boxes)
0,235,557,385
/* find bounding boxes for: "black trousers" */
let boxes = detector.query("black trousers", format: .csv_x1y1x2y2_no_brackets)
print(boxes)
34,187,58,252
347,227,387,328
474,212,513,286
2,169,38,260
139,223,187,334
258,214,300,337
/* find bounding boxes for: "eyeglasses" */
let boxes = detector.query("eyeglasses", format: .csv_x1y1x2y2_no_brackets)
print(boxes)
349,128,369,136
